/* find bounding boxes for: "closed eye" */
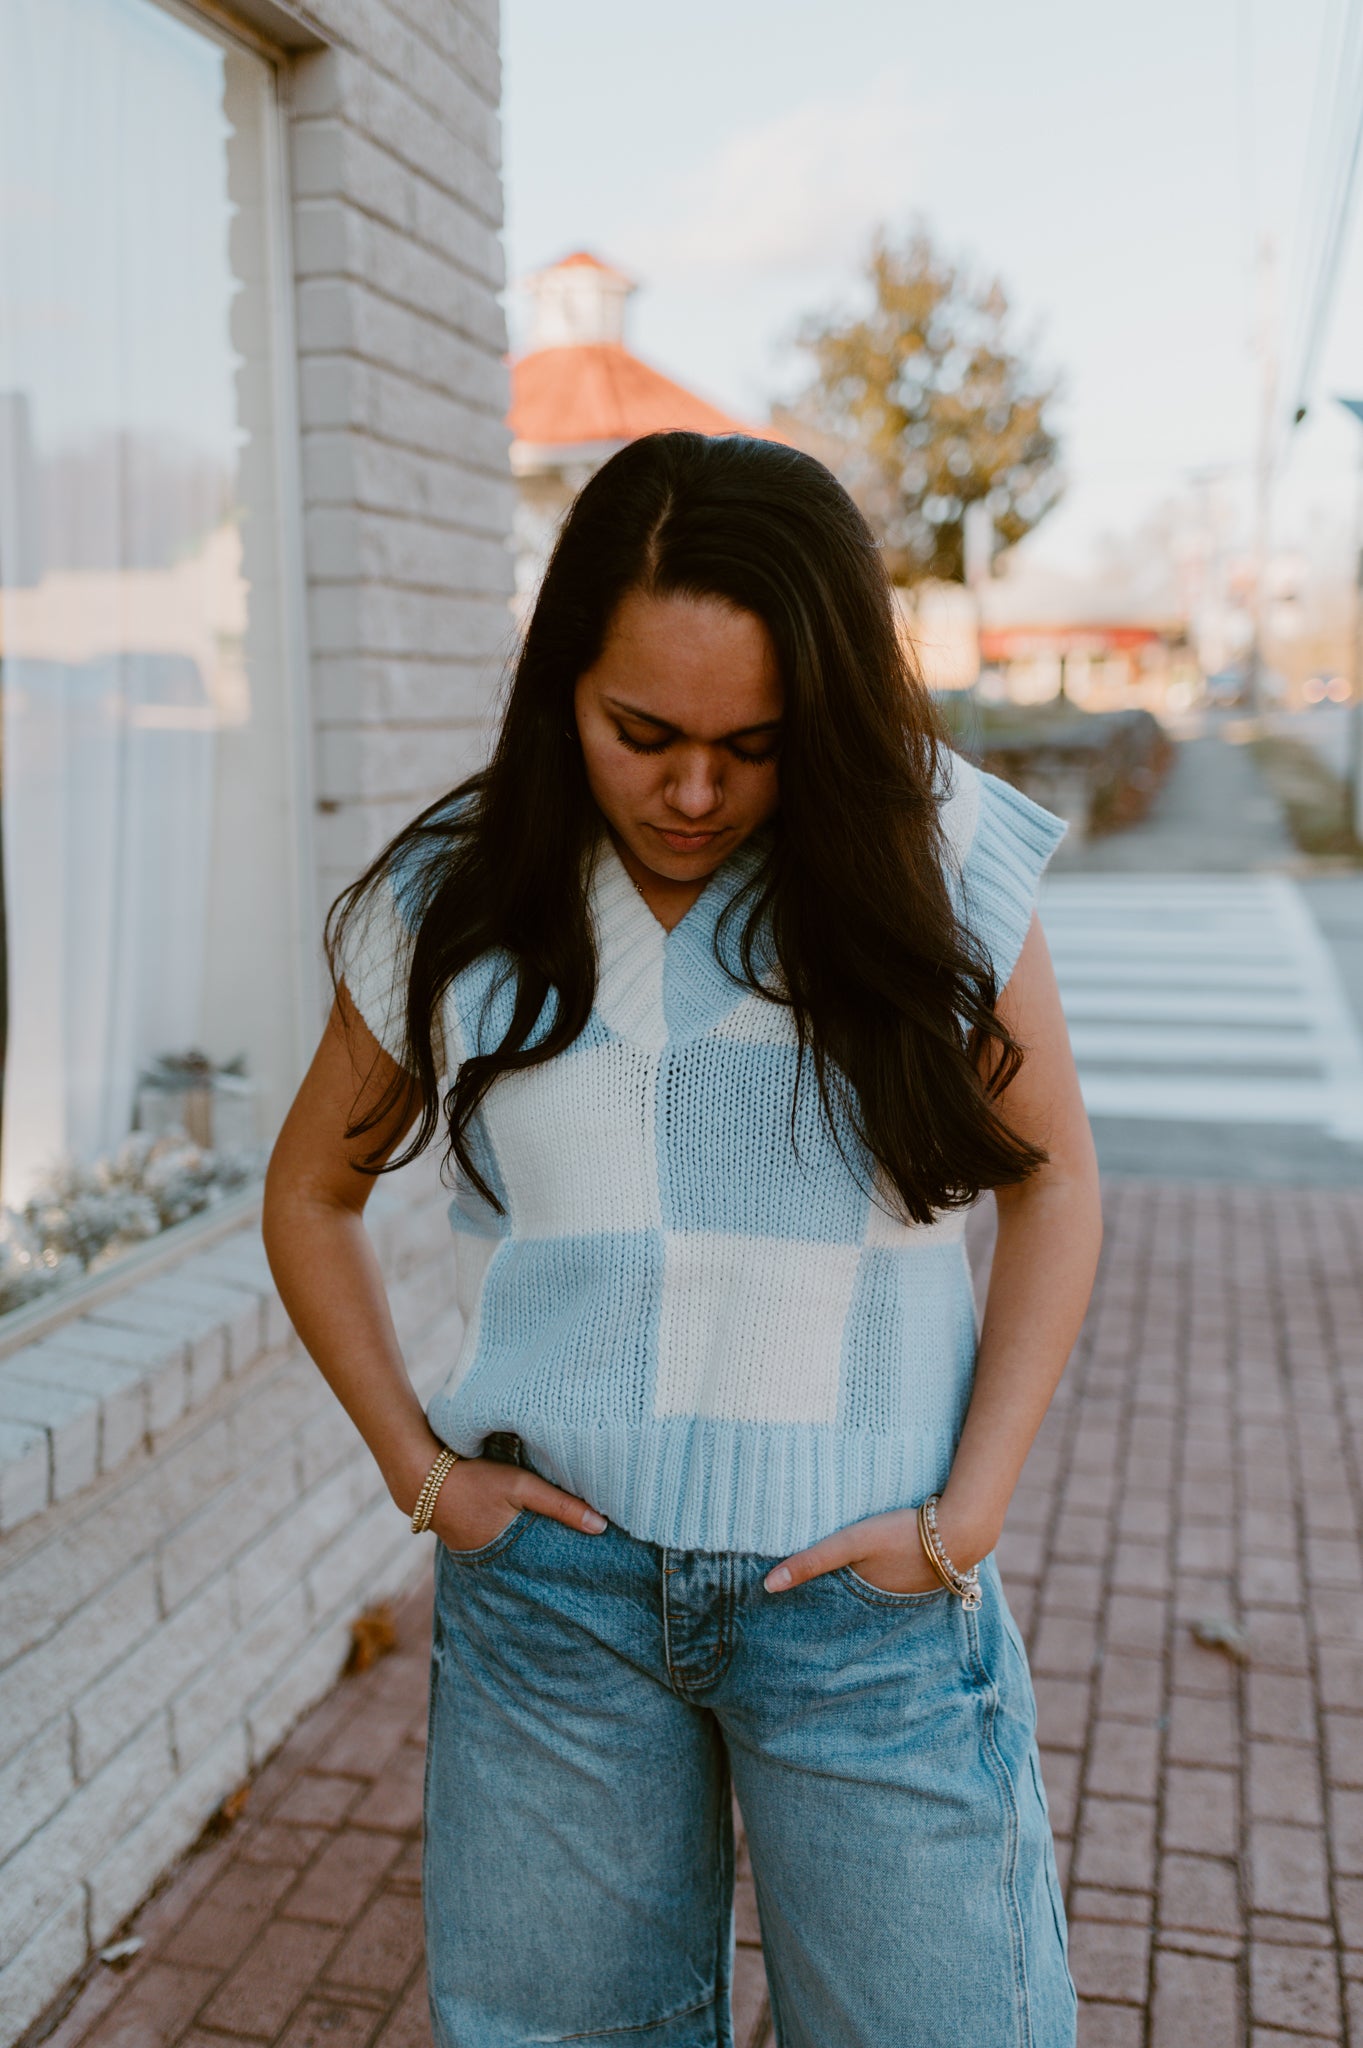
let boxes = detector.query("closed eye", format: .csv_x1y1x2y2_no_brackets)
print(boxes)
614,726,779,765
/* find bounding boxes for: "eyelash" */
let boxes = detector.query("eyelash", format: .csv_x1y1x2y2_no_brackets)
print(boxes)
614,728,779,766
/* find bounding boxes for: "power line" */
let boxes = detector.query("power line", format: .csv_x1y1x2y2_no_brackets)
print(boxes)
1284,0,1363,432
1283,0,1346,370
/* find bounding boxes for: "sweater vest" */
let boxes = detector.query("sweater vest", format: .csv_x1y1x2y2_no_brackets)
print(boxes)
341,753,1066,1554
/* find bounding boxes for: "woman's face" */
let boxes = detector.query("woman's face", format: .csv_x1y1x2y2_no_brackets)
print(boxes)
574,588,783,885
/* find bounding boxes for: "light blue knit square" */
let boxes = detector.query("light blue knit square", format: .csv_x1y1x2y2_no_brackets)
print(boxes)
452,953,612,1062
657,1038,870,1243
837,1244,979,1436
460,1229,663,1428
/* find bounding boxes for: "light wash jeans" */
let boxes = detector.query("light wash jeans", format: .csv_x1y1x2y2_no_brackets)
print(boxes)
424,1501,1076,2048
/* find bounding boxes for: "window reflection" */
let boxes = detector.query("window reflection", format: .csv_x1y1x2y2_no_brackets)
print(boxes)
0,0,298,1302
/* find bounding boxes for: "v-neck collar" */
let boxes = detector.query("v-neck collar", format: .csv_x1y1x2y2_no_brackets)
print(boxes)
589,831,770,1050
602,833,735,937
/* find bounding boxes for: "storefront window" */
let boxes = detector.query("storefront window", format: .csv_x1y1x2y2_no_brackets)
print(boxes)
0,0,304,1310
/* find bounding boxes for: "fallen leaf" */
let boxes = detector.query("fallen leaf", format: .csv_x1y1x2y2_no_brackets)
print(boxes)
202,1780,251,1838
220,1783,250,1823
346,1602,398,1674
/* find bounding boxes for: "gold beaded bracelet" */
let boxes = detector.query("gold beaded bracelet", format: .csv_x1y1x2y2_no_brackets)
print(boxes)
917,1495,983,1611
410,1447,460,1534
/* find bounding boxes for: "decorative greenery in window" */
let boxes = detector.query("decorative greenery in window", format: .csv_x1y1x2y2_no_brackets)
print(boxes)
0,1129,262,1318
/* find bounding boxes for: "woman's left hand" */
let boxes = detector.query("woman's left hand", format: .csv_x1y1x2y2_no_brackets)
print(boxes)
763,1500,996,1595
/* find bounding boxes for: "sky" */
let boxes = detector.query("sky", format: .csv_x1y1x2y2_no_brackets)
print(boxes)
501,0,1363,581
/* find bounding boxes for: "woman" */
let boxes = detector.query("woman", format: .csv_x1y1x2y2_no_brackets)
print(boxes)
263,431,1101,2048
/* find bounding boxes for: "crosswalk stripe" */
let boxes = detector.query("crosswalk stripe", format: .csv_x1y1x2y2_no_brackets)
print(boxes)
1038,873,1363,1140
1064,1025,1316,1065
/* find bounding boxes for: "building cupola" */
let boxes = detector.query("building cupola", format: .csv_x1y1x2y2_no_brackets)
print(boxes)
524,250,636,349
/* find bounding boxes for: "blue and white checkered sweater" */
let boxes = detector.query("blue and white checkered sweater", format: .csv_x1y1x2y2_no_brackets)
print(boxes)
343,754,1066,1555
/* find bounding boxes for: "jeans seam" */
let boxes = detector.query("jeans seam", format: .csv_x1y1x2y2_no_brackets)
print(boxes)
700,1557,735,1691
712,1731,736,2048
661,1555,737,1697
1030,1750,1074,1971
967,1605,1033,2048
661,1548,679,1690
421,1556,448,2047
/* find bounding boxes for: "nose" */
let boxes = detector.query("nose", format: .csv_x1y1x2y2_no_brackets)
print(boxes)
664,746,724,820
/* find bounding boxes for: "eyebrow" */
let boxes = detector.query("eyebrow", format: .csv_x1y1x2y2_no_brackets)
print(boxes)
604,696,782,740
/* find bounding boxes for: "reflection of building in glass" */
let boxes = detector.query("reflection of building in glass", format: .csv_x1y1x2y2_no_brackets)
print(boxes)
0,4,294,1209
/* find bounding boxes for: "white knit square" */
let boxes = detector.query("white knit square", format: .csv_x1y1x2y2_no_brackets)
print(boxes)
590,839,668,1050
654,1232,859,1423
482,1040,661,1237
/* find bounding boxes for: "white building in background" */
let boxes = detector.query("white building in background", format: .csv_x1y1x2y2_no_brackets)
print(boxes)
974,560,1197,712
0,0,512,2035
508,249,781,609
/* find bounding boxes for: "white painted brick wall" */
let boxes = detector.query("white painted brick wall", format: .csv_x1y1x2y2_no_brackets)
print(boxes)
8,1350,149,1475
0,1722,75,1870
0,1170,465,2036
87,1726,252,1951
0,0,511,2034
0,1421,47,1533
0,1374,98,1502
0,1895,85,2048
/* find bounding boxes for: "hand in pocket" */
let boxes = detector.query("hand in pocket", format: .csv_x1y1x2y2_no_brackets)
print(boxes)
430,1456,608,1552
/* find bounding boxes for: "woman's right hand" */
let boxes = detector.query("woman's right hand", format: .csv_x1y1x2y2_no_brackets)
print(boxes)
428,1454,608,1553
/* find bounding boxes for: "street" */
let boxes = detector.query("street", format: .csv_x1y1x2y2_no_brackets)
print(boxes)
1044,874,1363,1154
1053,733,1363,1191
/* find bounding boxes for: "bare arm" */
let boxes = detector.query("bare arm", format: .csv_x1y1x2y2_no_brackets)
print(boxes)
936,912,1103,1562
262,989,607,1546
766,913,1102,1593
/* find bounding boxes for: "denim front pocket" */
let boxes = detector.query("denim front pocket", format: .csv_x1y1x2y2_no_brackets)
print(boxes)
833,1565,953,1609
438,1507,533,1565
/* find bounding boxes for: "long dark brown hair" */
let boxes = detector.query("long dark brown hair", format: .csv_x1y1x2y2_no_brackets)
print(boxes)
326,430,1044,1222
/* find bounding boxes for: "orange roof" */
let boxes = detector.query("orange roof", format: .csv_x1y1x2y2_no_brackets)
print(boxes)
509,341,766,449
546,250,629,276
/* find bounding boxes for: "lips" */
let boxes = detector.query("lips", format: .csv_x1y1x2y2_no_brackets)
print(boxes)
649,825,726,852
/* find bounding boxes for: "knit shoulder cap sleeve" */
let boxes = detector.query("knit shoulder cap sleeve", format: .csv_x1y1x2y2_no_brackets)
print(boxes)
937,750,1067,990
335,802,465,1076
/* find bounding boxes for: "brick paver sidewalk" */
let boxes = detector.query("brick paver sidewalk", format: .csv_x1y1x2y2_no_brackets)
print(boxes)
41,1180,1363,2048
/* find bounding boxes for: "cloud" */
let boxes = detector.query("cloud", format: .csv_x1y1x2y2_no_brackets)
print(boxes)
616,75,939,280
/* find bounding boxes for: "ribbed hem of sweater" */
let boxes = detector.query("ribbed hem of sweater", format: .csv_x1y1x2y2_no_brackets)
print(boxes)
423,1409,967,1557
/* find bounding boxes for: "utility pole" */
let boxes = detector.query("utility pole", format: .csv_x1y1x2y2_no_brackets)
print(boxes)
1339,398,1363,840
1247,235,1279,718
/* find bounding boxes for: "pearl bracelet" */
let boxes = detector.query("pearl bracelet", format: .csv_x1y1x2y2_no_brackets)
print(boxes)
410,1447,460,1534
917,1495,983,1610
